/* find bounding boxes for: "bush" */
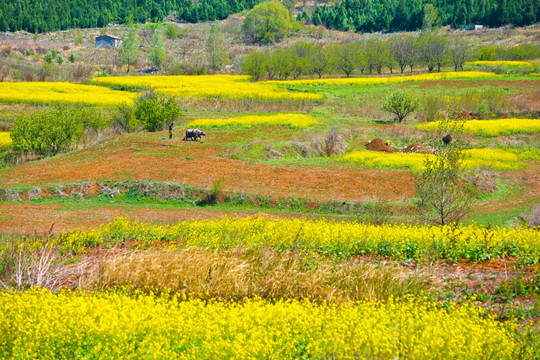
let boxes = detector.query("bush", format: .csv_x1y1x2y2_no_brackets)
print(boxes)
242,1,292,43
134,94,182,132
10,106,103,156
382,91,419,123
164,23,179,39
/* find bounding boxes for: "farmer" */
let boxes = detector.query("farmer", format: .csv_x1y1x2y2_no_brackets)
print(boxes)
169,122,175,139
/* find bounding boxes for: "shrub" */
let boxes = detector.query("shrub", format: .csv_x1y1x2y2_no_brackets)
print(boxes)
164,23,179,39
382,91,419,123
134,94,181,132
43,52,53,64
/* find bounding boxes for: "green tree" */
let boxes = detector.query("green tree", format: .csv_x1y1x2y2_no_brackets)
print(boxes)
206,23,228,72
116,23,140,73
423,4,440,31
417,32,448,72
416,117,476,225
309,45,334,78
134,94,181,132
334,43,359,77
241,51,268,81
242,1,292,43
149,29,167,69
382,91,419,123
10,106,99,156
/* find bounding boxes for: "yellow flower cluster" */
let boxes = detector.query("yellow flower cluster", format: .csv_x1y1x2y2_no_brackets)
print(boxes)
57,217,540,263
467,61,533,67
417,118,540,137
340,148,539,171
0,131,11,147
187,113,317,128
92,75,323,101
0,82,140,106
0,288,528,359
269,71,499,86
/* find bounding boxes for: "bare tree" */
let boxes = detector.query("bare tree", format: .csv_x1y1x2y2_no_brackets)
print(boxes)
389,35,416,73
449,39,469,71
417,32,448,72
206,23,228,72
416,116,476,225
116,23,139,73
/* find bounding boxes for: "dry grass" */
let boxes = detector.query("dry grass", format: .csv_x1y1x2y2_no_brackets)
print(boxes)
72,247,431,303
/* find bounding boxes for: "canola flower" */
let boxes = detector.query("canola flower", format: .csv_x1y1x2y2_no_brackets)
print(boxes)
466,61,534,67
187,113,317,128
268,71,499,86
339,148,539,171
0,131,11,147
417,118,540,137
0,288,531,359
92,74,323,101
55,217,540,263
0,82,140,106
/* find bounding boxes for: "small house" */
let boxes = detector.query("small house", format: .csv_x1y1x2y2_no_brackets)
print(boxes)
95,34,122,48
461,25,484,31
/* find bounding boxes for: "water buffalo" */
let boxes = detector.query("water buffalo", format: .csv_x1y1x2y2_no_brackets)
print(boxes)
183,128,206,141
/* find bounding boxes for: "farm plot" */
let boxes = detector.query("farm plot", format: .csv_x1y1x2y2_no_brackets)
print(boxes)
0,82,140,106
47,217,540,263
270,71,500,87
417,119,540,137
339,148,540,171
0,288,530,360
92,74,323,101
187,113,318,128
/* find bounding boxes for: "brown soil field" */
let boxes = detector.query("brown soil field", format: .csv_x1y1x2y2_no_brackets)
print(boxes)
0,129,416,202
0,203,330,236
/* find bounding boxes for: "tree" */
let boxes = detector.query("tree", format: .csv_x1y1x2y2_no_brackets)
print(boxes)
242,1,292,43
416,117,476,225
116,23,139,73
242,52,268,80
389,35,416,74
149,29,167,69
422,4,440,31
309,45,334,78
334,43,359,77
449,39,468,71
134,94,181,132
417,32,447,72
382,91,419,123
206,23,228,72
365,39,389,74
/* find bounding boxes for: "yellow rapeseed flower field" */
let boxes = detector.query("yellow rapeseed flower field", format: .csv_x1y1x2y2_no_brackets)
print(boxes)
340,148,539,171
187,113,317,128
0,82,140,106
0,288,531,359
417,118,540,137
92,74,324,101
56,217,540,263
466,61,534,67
269,71,499,86
0,132,11,147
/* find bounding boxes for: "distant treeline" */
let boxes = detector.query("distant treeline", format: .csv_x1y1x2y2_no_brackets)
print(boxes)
302,0,538,32
0,0,262,33
241,36,540,80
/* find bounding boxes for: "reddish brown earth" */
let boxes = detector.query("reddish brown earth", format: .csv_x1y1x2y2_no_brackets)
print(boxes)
0,203,335,236
365,138,398,153
0,129,416,202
